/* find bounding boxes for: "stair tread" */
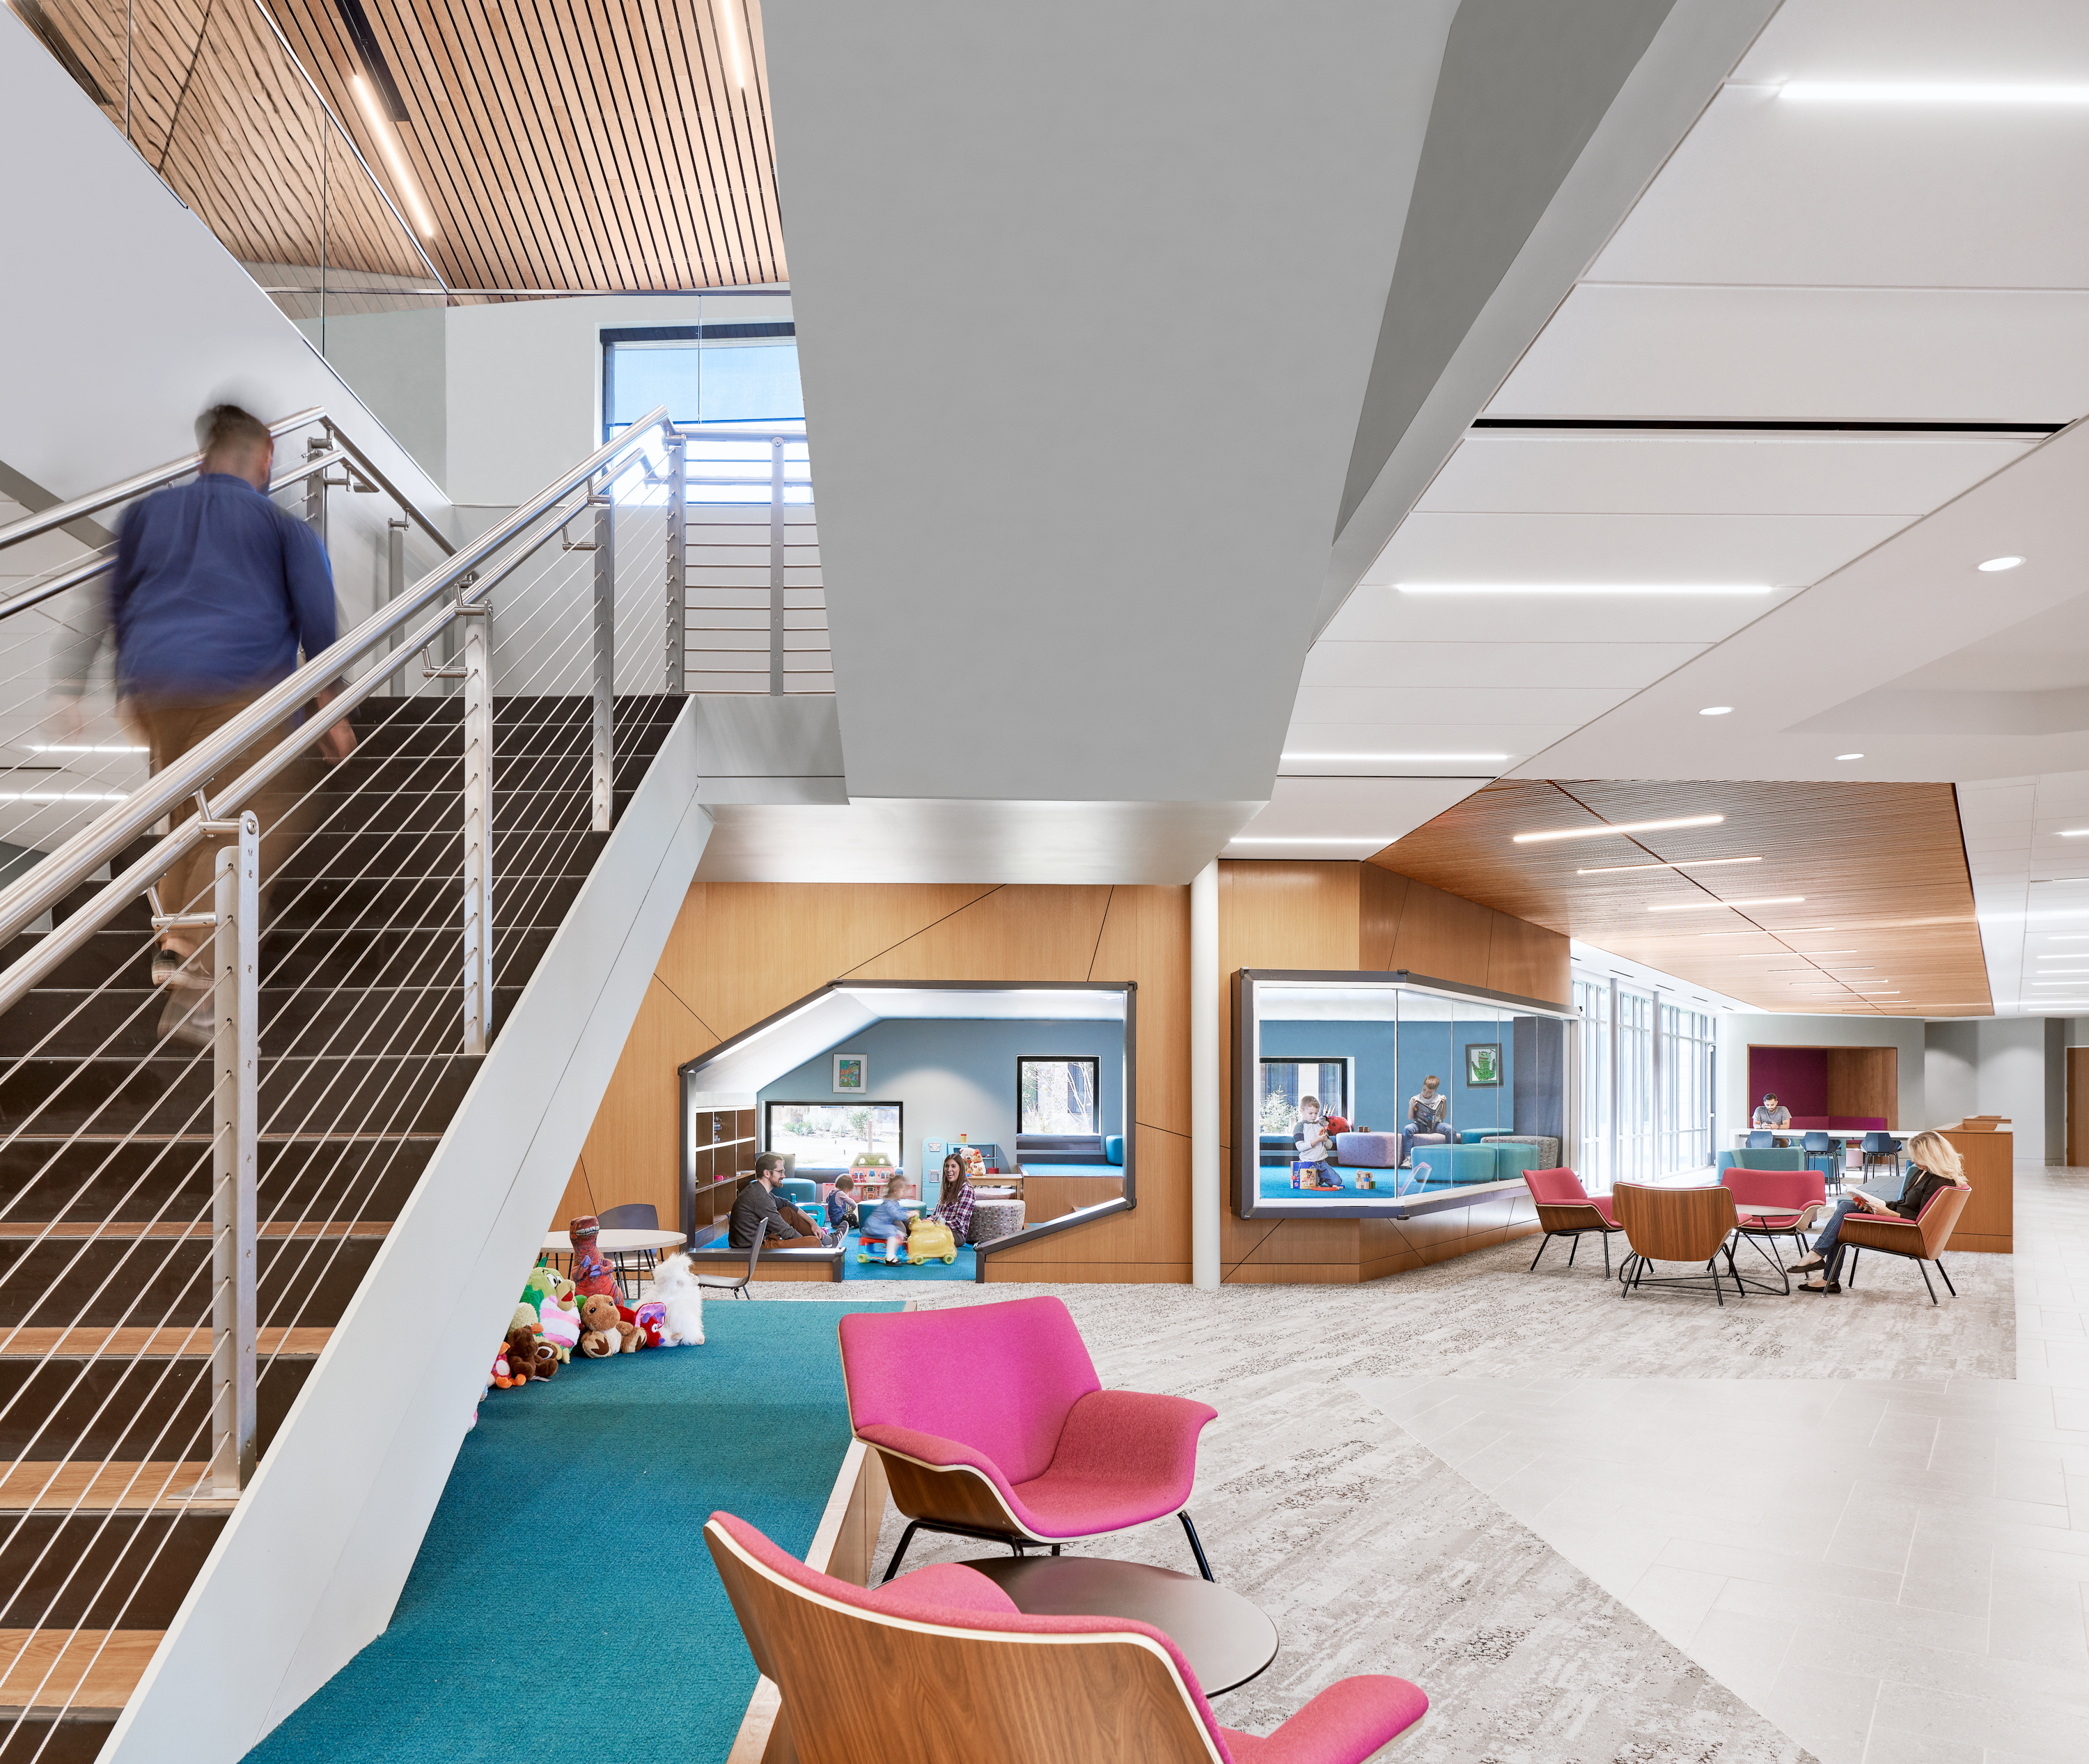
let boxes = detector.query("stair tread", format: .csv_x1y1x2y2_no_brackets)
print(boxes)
0,1627,162,1710
0,1326,331,1358
0,1221,391,1240
0,1462,230,1515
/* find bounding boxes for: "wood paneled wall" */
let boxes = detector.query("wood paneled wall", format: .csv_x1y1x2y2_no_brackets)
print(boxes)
1824,1047,1899,1125
564,861,1568,1286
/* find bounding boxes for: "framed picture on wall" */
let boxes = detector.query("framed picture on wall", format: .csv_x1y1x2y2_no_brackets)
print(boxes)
832,1052,868,1095
1465,1043,1502,1088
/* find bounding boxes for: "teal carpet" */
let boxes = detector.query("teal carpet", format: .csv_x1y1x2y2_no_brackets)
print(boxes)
242,1297,901,1764
838,1229,978,1281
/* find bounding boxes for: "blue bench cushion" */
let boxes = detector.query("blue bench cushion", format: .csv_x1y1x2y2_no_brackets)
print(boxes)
1715,1149,1806,1173
1102,1134,1125,1165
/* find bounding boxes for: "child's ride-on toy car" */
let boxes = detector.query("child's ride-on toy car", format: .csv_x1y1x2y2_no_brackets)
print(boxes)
855,1216,959,1265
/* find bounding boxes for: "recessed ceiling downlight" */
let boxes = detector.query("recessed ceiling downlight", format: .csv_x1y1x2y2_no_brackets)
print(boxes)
1977,556,2026,572
1837,754,1864,761
1699,706,1734,717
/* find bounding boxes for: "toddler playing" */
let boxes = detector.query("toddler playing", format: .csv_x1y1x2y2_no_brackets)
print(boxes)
858,1179,914,1264
1294,1095,1337,1167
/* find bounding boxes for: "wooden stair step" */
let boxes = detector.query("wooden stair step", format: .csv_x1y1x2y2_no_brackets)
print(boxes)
0,1326,332,1358
0,1220,392,1241
0,1628,162,1709
0,1462,230,1514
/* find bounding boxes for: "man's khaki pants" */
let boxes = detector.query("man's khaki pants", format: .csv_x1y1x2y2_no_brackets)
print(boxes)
134,698,324,960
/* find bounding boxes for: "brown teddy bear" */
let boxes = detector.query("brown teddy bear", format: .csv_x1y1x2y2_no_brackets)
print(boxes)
529,1341,559,1380
504,1326,541,1382
578,1293,639,1357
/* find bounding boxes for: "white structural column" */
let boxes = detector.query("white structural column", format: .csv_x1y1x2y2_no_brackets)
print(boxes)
1191,859,1219,1289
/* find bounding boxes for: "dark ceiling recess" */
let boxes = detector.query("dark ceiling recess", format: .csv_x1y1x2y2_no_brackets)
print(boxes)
332,0,410,122
15,0,110,105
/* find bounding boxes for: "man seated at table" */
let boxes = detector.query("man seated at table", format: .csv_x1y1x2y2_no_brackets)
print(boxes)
1752,1093,1792,1130
729,1153,824,1250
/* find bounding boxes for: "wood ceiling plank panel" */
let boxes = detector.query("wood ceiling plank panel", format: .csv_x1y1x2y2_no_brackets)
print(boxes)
1370,779,1990,1017
648,0,731,284
621,0,720,286
737,0,785,279
407,0,592,289
668,0,756,283
680,0,763,283
589,0,698,286
514,0,648,288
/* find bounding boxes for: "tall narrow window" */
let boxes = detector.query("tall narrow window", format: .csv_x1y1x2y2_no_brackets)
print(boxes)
1258,1059,1348,1138
1019,1058,1100,1134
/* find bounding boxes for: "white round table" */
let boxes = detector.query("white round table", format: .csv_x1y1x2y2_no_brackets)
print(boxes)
540,1228,687,1299
540,1229,686,1256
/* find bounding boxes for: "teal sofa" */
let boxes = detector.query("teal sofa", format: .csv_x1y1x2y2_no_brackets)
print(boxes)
1714,1148,1805,1175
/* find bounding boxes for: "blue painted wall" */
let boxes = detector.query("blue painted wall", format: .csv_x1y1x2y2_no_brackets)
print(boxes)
758,1017,1126,1199
1260,1018,1517,1137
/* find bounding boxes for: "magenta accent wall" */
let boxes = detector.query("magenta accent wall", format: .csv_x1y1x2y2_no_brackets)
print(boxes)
1747,1046,1827,1116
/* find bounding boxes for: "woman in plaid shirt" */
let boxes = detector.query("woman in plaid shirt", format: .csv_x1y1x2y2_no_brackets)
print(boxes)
931,1153,975,1244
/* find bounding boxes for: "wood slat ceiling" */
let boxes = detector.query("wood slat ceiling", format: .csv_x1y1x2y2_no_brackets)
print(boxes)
1370,779,1993,1018
33,0,783,291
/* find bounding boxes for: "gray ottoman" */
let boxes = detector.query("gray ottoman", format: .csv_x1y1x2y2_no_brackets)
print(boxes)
970,1199,1026,1246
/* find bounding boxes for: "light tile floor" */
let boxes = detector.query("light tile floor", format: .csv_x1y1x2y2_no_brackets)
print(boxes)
1351,1163,2089,1764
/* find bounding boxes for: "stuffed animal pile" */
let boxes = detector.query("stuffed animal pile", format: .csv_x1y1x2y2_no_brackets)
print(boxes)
487,1245,703,1405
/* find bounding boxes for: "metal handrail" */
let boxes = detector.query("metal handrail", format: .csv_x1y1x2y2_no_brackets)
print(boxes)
0,449,353,625
0,405,677,1001
0,408,324,552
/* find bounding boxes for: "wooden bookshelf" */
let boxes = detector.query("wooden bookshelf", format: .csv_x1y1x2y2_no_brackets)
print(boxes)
685,1107,757,1242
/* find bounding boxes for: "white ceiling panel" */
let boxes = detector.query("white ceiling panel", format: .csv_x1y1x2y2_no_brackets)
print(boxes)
1320,588,1781,646
1891,593,2089,693
1300,641,1705,690
1291,686,1639,727
1588,85,2089,290
1223,775,1484,855
1361,510,1907,589
1281,719,1574,759
1487,286,2089,421
1416,432,2033,517
1735,0,2089,82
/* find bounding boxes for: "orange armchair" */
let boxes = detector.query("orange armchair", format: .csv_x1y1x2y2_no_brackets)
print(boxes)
1838,1184,1969,1304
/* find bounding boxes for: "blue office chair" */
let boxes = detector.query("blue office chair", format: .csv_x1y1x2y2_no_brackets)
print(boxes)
1860,1133,1903,1188
1800,1130,1842,1196
1746,1130,1776,1150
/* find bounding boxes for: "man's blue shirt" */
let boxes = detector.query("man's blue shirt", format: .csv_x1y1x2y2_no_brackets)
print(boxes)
111,474,336,702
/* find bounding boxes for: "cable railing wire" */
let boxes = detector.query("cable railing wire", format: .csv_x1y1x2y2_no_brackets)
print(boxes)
0,409,683,1755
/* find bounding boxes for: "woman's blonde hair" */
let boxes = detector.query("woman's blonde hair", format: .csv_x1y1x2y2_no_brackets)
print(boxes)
1903,1130,1964,1179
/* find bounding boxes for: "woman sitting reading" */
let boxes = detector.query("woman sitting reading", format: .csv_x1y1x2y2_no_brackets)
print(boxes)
1787,1128,1968,1295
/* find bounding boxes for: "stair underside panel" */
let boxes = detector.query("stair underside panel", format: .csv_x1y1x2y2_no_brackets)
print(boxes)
93,698,706,1764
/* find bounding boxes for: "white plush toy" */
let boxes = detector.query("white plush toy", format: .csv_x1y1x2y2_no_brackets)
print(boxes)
650,1253,707,1346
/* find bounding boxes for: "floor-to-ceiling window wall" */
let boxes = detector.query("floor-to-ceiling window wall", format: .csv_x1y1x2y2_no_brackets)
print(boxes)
1574,974,1719,1189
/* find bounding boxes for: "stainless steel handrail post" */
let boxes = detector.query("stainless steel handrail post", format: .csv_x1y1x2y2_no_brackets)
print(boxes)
665,433,686,693
592,490,616,832
386,517,407,698
461,604,494,1055
304,436,329,550
210,814,260,1493
769,437,785,696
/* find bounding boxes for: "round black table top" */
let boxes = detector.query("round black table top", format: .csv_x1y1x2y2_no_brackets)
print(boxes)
958,1554,1279,1696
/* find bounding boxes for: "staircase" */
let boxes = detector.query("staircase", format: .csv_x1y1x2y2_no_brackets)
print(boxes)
0,688,680,1761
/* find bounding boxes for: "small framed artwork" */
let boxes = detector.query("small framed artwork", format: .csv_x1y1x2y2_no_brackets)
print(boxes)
1465,1043,1502,1088
832,1052,868,1095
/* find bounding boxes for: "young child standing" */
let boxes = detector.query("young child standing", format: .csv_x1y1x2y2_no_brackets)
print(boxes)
858,1178,914,1264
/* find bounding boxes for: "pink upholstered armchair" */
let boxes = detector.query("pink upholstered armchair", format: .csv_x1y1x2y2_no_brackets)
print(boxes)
838,1295,1219,1583
707,1512,1428,1764
1521,1166,1620,1276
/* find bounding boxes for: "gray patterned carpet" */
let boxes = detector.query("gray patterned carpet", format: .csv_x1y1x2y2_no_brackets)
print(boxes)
746,1241,2014,1758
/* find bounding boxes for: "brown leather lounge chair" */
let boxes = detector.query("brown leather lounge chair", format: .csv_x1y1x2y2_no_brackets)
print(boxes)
1836,1184,1969,1304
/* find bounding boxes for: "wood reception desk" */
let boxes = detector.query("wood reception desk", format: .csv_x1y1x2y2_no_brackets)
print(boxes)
1936,1121,2012,1254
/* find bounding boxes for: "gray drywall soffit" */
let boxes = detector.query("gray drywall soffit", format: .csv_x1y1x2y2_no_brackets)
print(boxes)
693,693,850,804
758,3,1450,808
0,455,115,547
1320,0,1784,637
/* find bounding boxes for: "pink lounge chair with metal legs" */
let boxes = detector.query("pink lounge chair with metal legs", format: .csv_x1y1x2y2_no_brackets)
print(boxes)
1521,1166,1622,1275
706,1511,1430,1764
838,1295,1219,1583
